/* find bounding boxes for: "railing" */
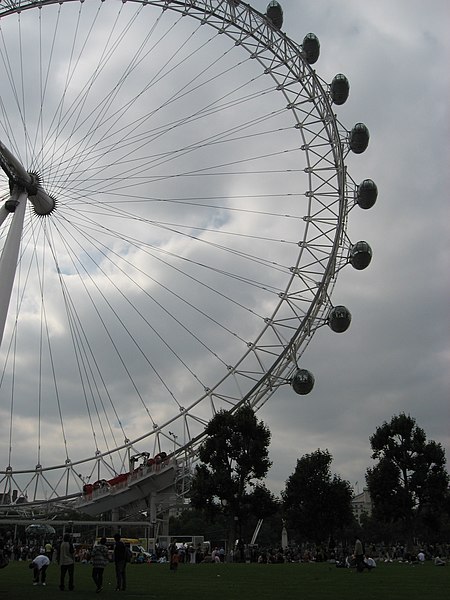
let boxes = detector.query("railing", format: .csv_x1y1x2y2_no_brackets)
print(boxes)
77,458,176,505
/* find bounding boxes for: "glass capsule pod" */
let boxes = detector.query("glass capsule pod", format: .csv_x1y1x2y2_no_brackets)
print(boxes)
291,368,315,395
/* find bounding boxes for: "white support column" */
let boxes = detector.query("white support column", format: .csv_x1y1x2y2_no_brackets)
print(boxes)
0,204,10,227
0,189,27,347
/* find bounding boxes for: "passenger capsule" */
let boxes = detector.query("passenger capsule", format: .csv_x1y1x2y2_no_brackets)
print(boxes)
330,74,350,105
291,368,315,395
302,33,320,64
266,1,283,29
349,122,370,154
356,179,378,209
328,305,352,333
350,241,373,270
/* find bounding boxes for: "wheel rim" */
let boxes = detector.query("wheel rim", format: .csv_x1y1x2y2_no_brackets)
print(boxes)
0,0,357,504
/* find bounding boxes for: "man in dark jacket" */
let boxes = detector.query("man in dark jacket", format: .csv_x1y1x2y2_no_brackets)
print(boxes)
58,534,75,591
113,533,127,591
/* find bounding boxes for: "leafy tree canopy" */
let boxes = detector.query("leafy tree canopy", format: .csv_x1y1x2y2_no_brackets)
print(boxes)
190,404,277,542
366,413,449,533
282,448,354,544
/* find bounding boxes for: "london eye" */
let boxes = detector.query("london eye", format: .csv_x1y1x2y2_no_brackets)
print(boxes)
0,1,376,515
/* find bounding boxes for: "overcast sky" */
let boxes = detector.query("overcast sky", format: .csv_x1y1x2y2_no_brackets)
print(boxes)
260,0,450,495
0,0,448,502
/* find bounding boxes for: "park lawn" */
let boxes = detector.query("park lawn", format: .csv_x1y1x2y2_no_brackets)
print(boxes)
0,560,449,600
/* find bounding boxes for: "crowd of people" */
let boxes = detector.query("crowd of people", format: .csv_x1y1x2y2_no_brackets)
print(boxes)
1,530,448,593
247,539,449,568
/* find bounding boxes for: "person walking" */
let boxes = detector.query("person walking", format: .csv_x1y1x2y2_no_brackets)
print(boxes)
29,554,50,586
169,540,179,571
92,537,109,593
58,534,75,591
354,538,364,573
113,533,127,591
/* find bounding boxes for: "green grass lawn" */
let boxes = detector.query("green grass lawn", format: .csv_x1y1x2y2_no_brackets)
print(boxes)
0,560,449,600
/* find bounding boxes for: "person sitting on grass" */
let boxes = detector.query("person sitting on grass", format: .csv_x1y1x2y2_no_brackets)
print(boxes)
363,555,376,571
417,550,426,564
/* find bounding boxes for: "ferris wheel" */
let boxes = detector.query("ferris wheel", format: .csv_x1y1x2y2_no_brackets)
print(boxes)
0,0,377,510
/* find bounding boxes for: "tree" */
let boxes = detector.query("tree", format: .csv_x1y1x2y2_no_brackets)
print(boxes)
189,404,277,553
282,449,354,544
366,413,449,539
